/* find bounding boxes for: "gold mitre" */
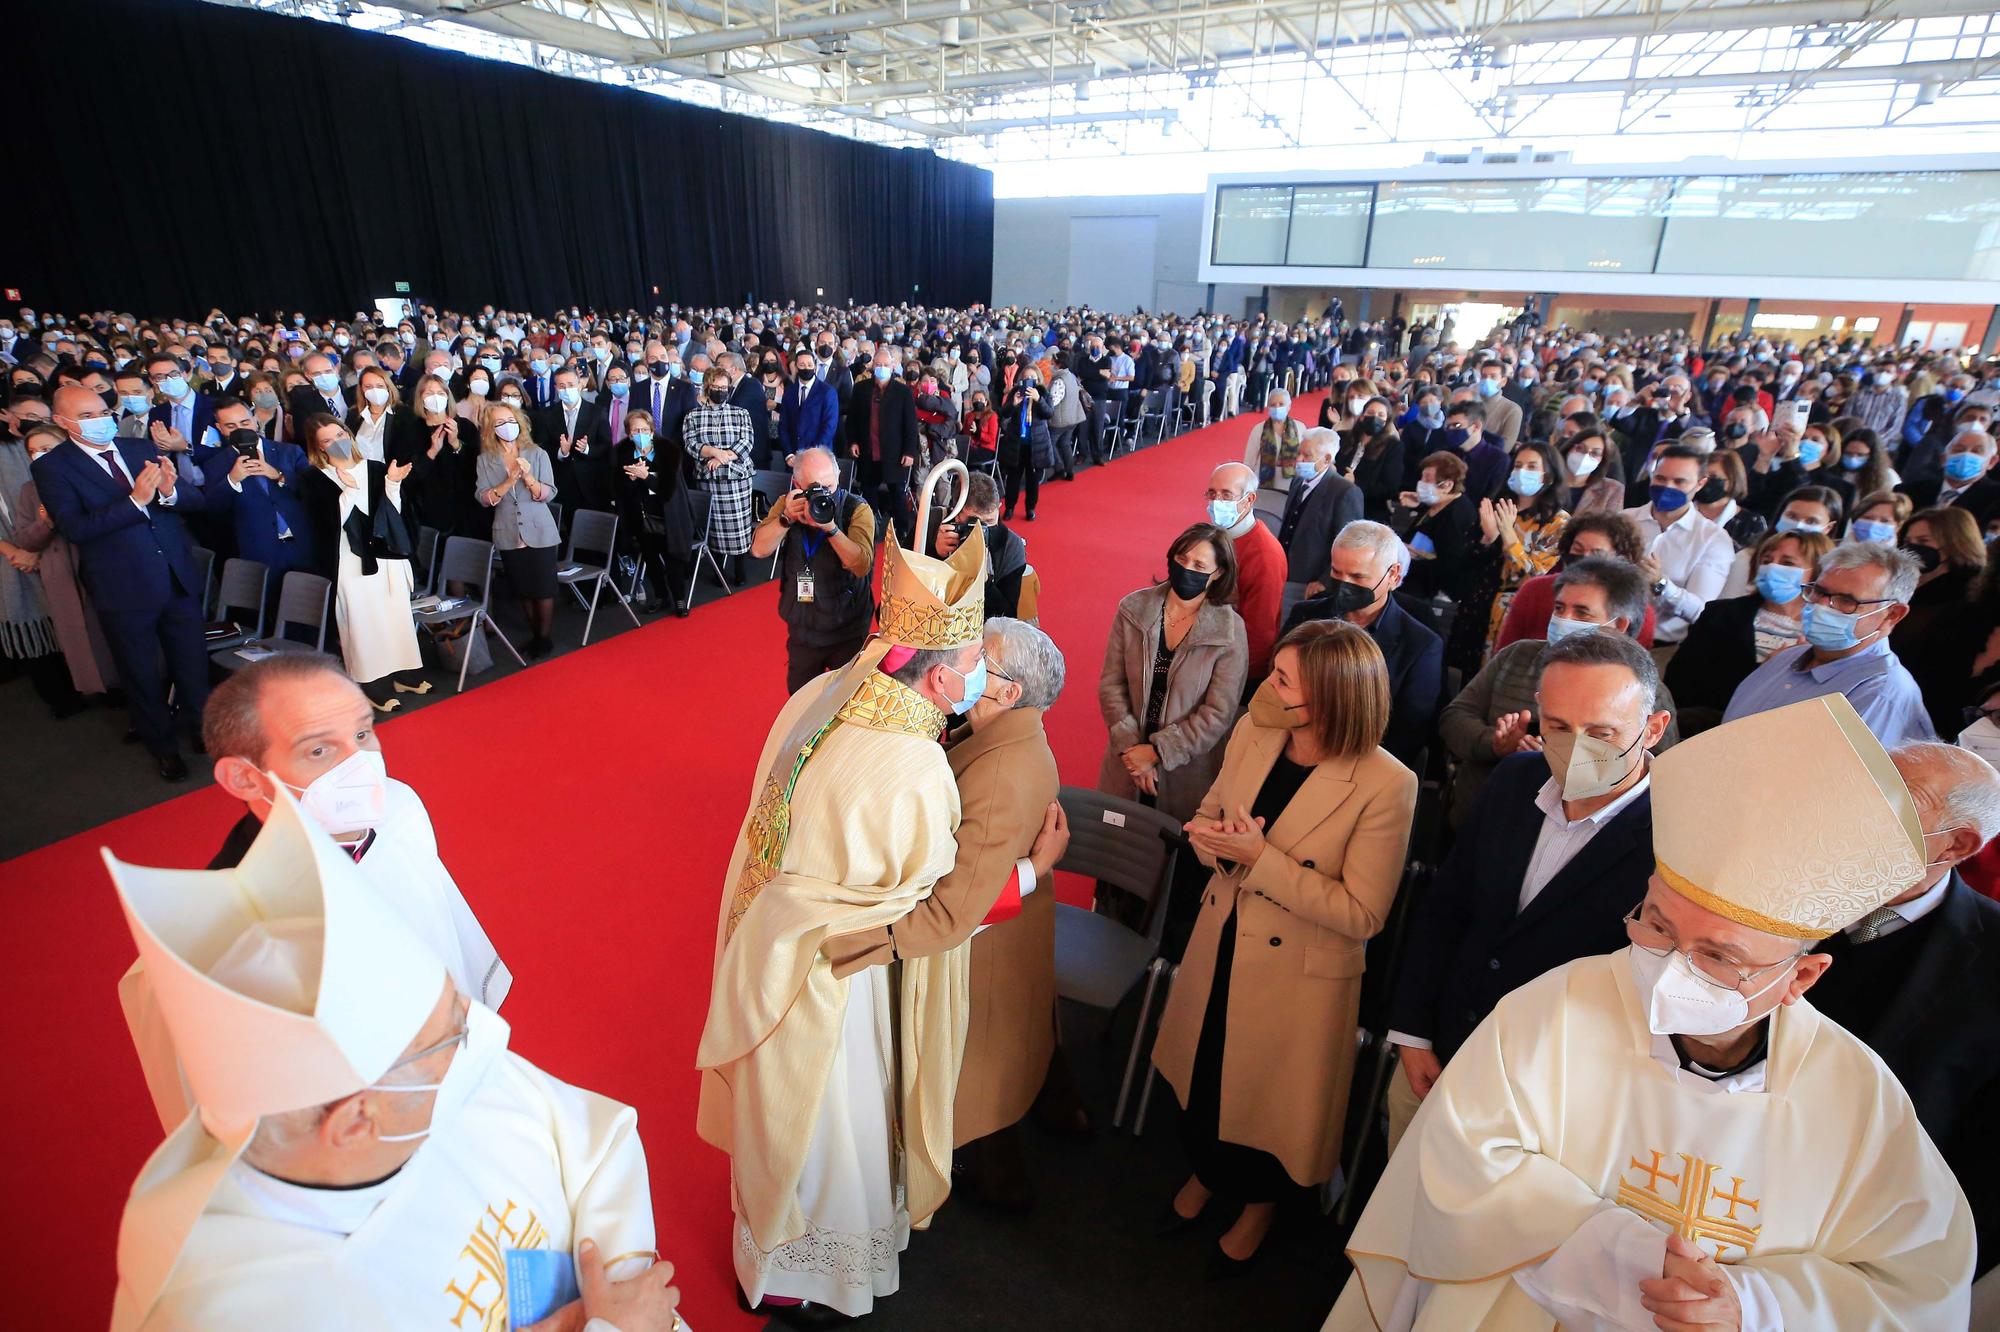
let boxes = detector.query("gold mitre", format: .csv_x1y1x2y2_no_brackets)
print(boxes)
877,525,988,650
1650,695,1925,940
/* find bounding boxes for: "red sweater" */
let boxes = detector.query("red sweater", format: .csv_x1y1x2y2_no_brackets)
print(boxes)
1494,571,1657,650
1232,520,1287,680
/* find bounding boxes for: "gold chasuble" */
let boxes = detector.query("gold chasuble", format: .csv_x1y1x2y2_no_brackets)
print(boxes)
1327,698,1973,1331
697,527,988,1259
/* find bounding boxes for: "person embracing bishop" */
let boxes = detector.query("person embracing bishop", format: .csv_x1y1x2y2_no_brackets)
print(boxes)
1324,693,1974,1332
699,465,1025,1326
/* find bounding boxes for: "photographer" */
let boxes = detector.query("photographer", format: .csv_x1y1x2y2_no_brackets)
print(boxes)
749,445,877,693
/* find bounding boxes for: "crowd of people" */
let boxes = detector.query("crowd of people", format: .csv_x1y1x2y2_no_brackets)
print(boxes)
40,295,2000,1330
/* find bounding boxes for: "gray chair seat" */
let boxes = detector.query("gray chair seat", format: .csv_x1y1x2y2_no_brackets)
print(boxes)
1053,903,1159,1010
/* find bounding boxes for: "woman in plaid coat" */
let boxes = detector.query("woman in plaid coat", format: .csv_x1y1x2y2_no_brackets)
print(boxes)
682,365,757,561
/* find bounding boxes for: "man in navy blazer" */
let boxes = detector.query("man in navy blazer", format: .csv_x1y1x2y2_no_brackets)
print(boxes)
1384,629,1671,1153
143,351,221,480
198,396,313,591
779,346,840,461
1282,520,1442,770
38,385,213,781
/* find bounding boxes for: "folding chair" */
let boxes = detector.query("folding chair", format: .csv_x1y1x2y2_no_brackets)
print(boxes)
1049,786,1185,1131
557,509,640,646
412,526,444,599
213,571,331,670
752,469,793,576
188,545,216,618
203,558,268,655
1335,861,1435,1225
414,536,526,691
1133,390,1169,449
681,489,733,605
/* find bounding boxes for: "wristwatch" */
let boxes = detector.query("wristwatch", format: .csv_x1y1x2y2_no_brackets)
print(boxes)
1650,578,1667,596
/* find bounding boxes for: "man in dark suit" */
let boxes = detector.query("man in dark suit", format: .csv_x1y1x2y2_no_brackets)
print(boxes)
1899,427,2000,531
1277,432,1364,592
814,332,854,421
1385,628,1671,1153
1283,520,1442,770
36,385,212,780
198,395,314,596
847,347,919,545
286,351,350,429
539,366,615,519
1811,741,2000,1276
522,346,558,410
723,353,775,469
780,347,840,461
143,351,221,481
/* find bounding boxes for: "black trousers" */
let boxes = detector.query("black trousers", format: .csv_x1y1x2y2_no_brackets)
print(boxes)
1002,454,1040,517
100,591,209,758
786,629,869,695
856,458,912,546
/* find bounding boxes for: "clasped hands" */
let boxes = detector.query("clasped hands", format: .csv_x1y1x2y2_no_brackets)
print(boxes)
1639,1234,1744,1332
1183,803,1268,867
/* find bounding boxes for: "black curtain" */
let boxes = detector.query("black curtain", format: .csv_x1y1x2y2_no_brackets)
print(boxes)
15,0,994,318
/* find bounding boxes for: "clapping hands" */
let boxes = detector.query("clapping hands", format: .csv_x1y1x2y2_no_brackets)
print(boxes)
1184,804,1268,866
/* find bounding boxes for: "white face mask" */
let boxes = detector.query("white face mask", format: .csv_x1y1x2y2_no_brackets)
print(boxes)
1566,450,1600,478
268,749,388,836
1959,715,2000,770
422,393,448,414
371,1001,499,1143
1543,726,1643,801
1627,942,1793,1038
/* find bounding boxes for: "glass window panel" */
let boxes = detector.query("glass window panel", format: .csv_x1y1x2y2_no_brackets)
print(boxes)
1657,171,2000,281
1368,177,1669,272
1285,184,1373,265
1211,185,1292,264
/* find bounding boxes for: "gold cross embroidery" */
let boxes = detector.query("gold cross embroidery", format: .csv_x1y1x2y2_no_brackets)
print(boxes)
1616,1151,1762,1260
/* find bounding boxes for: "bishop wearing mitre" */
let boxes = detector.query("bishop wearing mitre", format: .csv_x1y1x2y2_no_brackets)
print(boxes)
106,791,682,1332
697,512,991,1320
1327,694,1973,1332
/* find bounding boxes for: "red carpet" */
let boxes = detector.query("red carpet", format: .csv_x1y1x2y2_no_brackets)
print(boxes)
0,396,1316,1329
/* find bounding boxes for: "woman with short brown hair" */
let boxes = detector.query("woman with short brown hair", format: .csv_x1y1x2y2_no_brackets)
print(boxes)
1151,618,1416,1274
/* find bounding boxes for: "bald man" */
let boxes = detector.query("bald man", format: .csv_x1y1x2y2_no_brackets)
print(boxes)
1202,461,1285,680
34,384,213,780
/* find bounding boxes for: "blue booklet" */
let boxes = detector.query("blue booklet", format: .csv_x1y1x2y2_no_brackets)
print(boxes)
506,1248,579,1329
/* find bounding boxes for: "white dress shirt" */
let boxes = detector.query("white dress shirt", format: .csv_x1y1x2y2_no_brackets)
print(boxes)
1519,773,1652,913
1622,502,1734,643
355,408,389,464
1843,875,1950,939
80,440,177,512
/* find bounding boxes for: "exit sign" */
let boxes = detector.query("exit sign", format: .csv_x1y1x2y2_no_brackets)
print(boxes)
2,288,18,302
394,281,411,293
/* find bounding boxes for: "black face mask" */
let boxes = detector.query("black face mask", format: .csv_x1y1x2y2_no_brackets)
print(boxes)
1725,423,1748,440
1325,572,1384,619
1166,562,1213,601
1903,543,1944,575
1693,477,1728,505
1358,416,1385,437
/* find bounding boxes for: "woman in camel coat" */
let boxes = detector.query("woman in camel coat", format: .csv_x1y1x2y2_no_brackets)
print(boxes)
1152,619,1416,1273
1097,523,1248,822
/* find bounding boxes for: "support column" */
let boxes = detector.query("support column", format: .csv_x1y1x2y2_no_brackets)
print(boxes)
1982,306,2000,356
1892,303,1916,348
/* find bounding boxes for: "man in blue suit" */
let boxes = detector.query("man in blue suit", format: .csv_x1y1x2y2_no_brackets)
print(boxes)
143,350,221,482
1383,628,1669,1154
779,346,840,461
523,347,557,410
38,385,213,781
199,395,313,602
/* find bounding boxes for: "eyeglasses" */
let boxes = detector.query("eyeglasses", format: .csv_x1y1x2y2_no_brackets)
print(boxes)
1800,581,1896,616
1623,904,1803,991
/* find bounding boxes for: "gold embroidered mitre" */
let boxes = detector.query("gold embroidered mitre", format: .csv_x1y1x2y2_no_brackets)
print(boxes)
877,525,988,650
1650,695,1924,939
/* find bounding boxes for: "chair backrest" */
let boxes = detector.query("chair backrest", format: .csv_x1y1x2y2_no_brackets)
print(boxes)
438,536,496,605
189,545,216,617
752,469,792,521
566,509,618,564
216,558,269,636
275,571,332,648
685,488,714,545
1053,786,1184,944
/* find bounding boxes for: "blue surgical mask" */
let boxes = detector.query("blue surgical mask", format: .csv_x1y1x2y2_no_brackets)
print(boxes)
557,386,581,407
1545,614,1594,644
1840,454,1866,471
1775,516,1825,535
873,365,893,382
1649,484,1690,514
1795,439,1826,468
1945,452,1987,484
158,374,189,399
1477,377,1501,398
530,359,550,375
689,369,704,387
1755,563,1806,603
1418,407,1444,430
632,432,654,454
943,657,987,715
77,416,120,446
119,393,150,415
1270,404,1289,422
1801,600,1874,653
1509,468,1544,497
1206,497,1241,528
1850,517,1897,545
480,356,503,374
311,371,340,394
609,381,629,398
1294,460,1318,480
1946,387,1966,403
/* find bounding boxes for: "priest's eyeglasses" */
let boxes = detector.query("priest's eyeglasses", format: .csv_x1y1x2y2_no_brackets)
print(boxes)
370,997,470,1092
1623,904,1804,991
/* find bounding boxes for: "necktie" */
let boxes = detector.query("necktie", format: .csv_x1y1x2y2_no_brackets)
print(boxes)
89,445,134,486
1847,905,1901,942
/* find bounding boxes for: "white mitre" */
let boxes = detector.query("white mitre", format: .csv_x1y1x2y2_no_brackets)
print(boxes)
1650,694,1926,940
105,788,447,1321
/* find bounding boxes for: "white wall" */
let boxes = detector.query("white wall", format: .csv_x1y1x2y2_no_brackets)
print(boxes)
993,194,1263,317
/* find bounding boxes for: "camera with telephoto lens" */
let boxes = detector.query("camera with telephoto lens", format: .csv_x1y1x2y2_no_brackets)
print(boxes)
802,483,838,526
